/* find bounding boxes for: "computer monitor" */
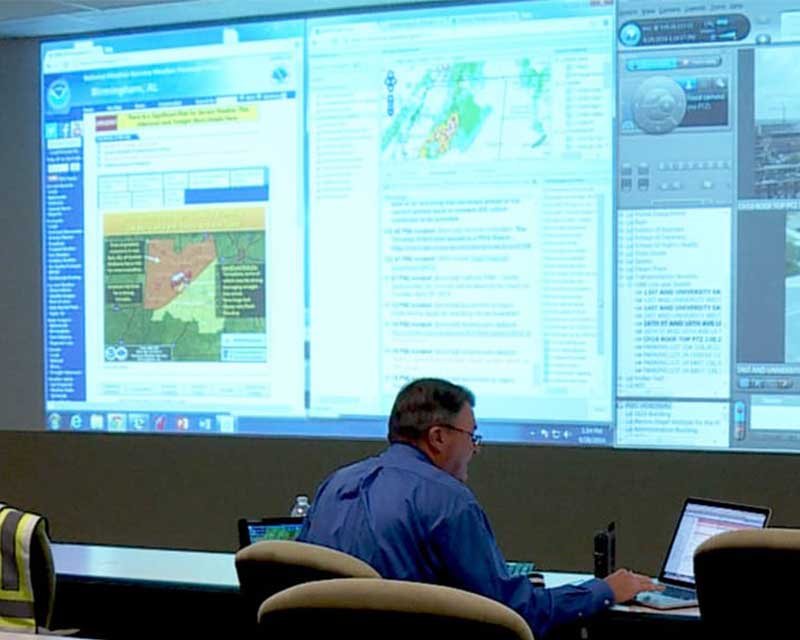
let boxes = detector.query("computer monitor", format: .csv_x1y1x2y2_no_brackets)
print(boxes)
237,517,304,549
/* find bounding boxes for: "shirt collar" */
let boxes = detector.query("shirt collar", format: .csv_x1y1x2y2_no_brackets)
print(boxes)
386,441,436,466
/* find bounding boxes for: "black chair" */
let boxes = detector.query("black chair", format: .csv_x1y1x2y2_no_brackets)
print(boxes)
694,528,800,636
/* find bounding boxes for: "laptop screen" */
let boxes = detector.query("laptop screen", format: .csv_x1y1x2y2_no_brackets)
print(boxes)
237,517,304,548
661,498,771,588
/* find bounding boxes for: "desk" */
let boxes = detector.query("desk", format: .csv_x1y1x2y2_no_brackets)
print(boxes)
540,570,699,615
52,543,242,639
53,543,238,590
51,544,701,640
535,571,699,640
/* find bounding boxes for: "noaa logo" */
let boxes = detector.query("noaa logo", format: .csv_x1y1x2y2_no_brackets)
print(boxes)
47,79,71,111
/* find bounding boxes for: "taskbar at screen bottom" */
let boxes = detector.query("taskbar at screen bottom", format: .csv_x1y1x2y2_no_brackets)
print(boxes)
42,410,613,446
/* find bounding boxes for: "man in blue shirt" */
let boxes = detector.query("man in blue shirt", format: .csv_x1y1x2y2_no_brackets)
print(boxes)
298,378,659,638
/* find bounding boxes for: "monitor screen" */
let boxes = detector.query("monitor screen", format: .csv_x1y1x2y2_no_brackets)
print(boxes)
238,517,305,548
38,0,800,453
662,499,771,585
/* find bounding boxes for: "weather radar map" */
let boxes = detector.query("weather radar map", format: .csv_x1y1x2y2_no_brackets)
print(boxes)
381,58,551,162
104,231,266,363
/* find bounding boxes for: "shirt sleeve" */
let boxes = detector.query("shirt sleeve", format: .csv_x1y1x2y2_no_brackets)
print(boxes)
429,500,614,639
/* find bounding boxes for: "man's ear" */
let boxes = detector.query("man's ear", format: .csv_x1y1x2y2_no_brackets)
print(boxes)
425,425,446,452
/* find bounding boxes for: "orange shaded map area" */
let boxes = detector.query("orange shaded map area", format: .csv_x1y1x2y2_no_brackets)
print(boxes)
144,238,217,311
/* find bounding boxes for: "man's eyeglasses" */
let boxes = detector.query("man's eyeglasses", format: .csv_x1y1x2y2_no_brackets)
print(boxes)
436,423,482,446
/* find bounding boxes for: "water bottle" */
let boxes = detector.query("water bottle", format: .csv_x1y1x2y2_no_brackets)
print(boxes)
290,494,310,518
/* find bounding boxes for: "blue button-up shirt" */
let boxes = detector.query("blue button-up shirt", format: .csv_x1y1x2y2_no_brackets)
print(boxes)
298,443,614,638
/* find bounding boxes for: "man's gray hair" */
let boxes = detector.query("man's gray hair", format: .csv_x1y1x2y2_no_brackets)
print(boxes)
388,378,475,443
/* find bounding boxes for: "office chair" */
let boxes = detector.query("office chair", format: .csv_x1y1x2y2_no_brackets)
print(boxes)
0,504,57,633
258,578,535,640
235,540,380,631
694,528,800,635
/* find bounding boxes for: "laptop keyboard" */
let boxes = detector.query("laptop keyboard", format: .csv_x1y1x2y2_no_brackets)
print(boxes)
635,584,697,609
661,585,695,600
505,561,535,577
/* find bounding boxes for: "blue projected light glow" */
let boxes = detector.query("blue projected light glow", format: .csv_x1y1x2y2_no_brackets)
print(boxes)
38,0,800,454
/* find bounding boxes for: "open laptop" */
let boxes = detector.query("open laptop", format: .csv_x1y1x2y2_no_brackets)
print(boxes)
237,516,304,549
635,497,771,610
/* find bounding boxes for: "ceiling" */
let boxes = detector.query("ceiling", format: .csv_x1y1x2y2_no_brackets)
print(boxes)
0,0,410,38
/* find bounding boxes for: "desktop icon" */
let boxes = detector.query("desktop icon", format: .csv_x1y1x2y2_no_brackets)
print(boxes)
198,417,212,431
176,416,190,431
70,414,83,430
216,415,235,433
107,413,127,432
154,415,167,431
48,413,62,430
90,414,104,430
129,413,149,431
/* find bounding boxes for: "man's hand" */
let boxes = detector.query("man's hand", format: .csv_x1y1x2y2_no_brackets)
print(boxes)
604,568,663,604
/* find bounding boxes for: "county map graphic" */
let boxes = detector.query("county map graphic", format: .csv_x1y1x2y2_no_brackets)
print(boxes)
381,58,551,161
104,232,266,362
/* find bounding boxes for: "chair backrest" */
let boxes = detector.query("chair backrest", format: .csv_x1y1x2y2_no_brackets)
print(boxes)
0,504,56,633
235,540,380,630
258,578,535,640
694,528,800,634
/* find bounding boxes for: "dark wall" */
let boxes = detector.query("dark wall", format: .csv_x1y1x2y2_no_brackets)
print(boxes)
2,36,799,577
4,429,800,573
